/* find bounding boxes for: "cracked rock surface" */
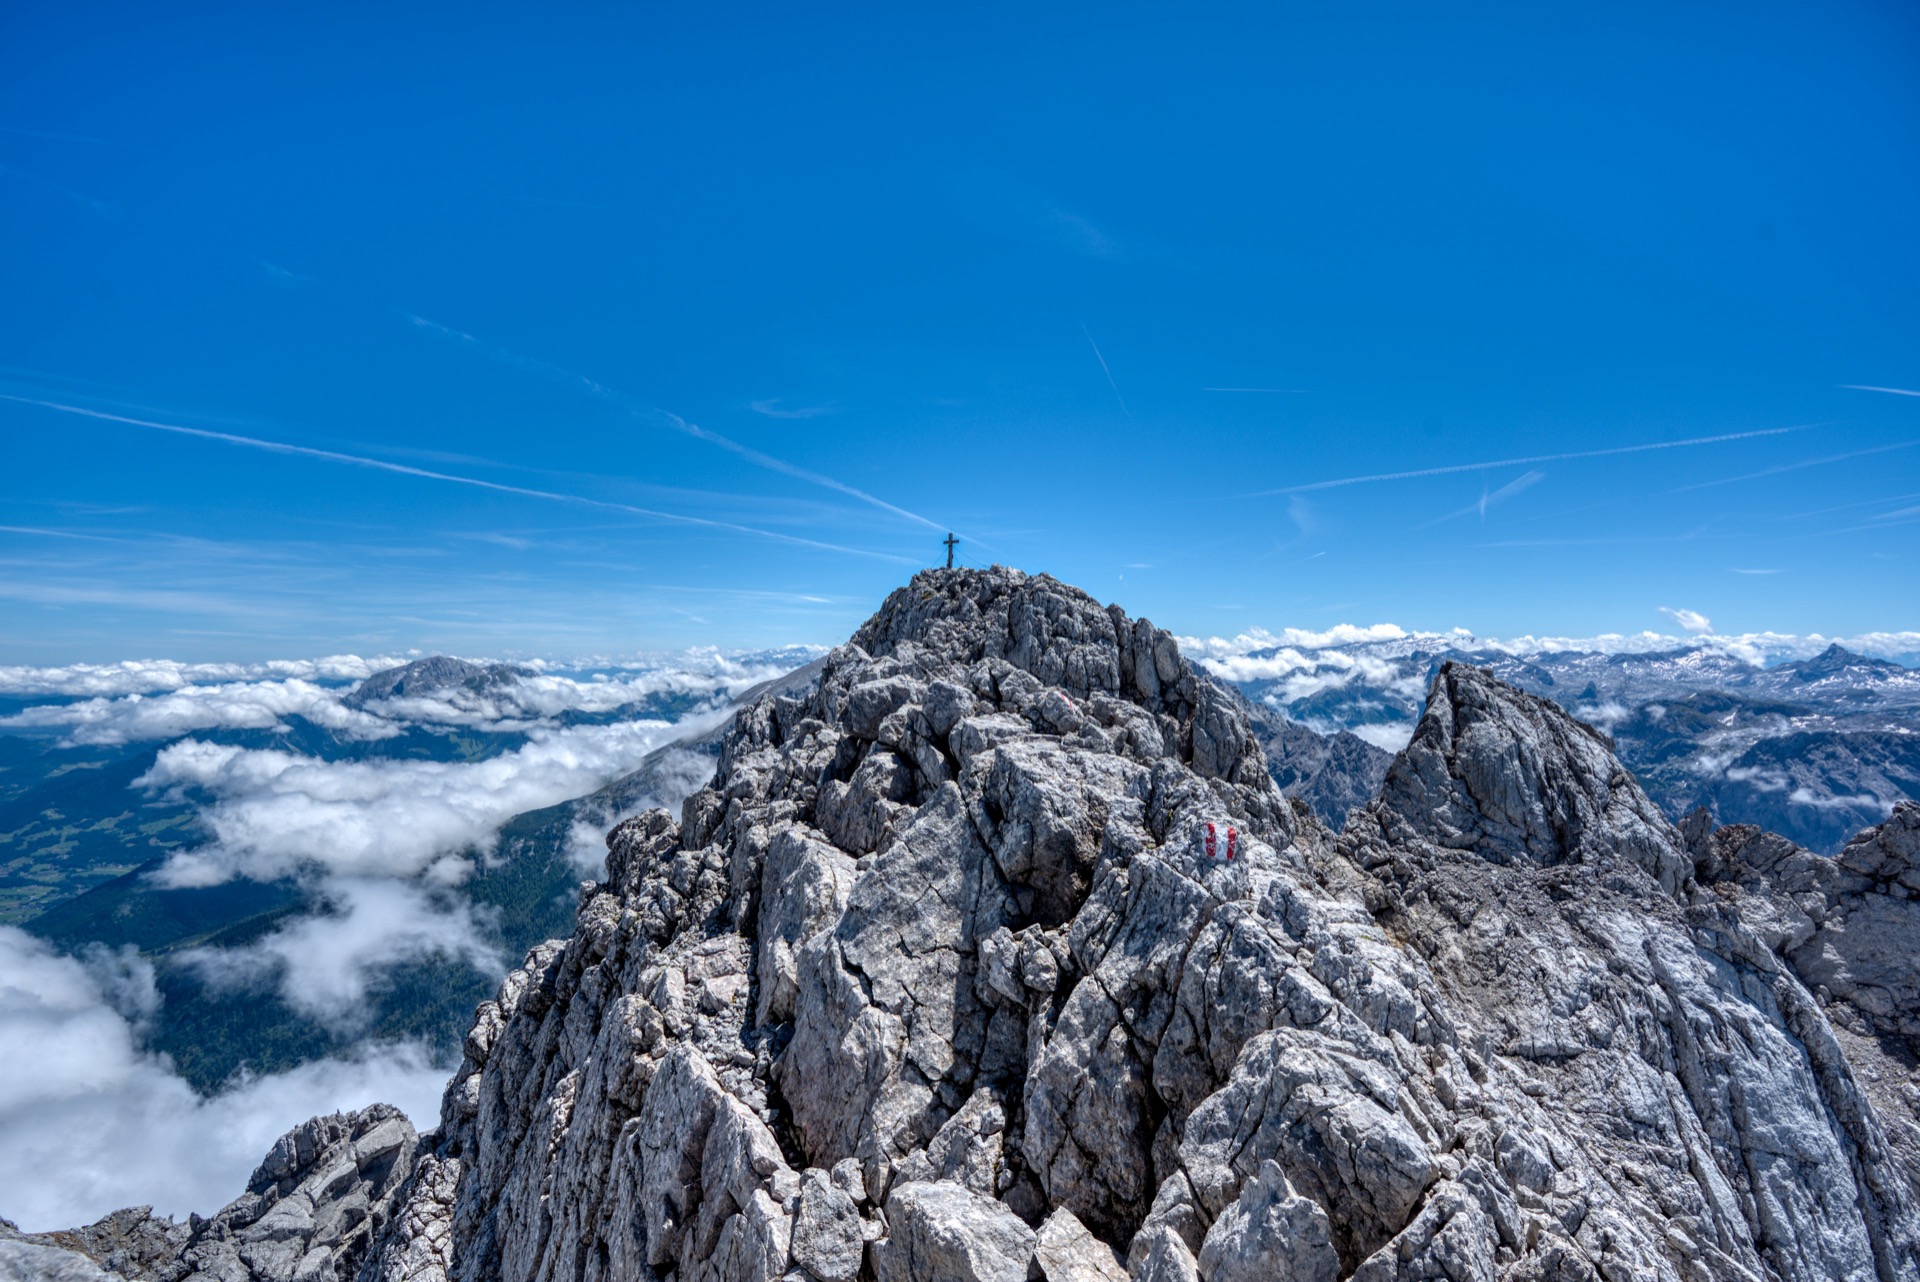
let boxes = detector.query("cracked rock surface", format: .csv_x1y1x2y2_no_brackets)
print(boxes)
22,568,1920,1282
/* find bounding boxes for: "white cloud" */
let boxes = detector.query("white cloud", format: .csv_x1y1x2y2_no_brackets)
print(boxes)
1724,765,1790,793
561,747,718,875
1788,786,1896,815
1177,623,1412,661
0,678,401,746
0,926,448,1233
141,714,717,886
0,648,812,745
1181,621,1920,670
1575,701,1631,731
178,879,505,1028
353,662,782,730
1659,607,1714,634
1350,722,1417,752
0,655,401,698
1196,644,1429,708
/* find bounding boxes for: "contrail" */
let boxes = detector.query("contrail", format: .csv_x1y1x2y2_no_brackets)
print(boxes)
0,163,105,211
652,406,951,535
1839,385,1920,399
405,315,952,536
1254,424,1819,495
1081,325,1130,417
1670,440,1918,492
0,126,153,153
0,395,918,565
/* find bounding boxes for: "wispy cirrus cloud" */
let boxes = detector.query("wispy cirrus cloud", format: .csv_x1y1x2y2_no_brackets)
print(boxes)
1416,469,1546,528
748,398,837,420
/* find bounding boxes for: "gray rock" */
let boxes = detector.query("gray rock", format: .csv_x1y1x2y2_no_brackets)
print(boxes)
0,1239,131,1281
1033,1208,1126,1282
871,1182,1034,1282
1241,698,1394,828
36,570,1920,1282
791,1170,863,1282
1193,1160,1337,1282
5,1108,422,1282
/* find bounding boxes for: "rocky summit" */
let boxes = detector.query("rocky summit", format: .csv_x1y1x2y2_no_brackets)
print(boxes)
10,567,1920,1282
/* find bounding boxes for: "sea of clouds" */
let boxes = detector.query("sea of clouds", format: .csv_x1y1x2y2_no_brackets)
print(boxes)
0,925,448,1231
0,647,820,1231
6,626,1912,1230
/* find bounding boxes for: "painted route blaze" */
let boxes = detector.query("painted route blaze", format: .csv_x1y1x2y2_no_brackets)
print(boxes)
1202,822,1237,860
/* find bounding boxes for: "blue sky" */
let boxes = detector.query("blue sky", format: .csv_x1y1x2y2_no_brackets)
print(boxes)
2,1,1916,663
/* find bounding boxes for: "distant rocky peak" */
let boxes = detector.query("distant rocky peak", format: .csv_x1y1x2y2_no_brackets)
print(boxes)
344,655,533,707
1371,660,1690,891
1787,642,1908,682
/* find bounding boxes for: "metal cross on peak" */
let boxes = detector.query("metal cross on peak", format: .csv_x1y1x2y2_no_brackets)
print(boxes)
943,533,958,569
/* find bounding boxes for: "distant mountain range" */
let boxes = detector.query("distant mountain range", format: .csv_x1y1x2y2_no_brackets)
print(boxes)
1196,634,1920,853
1,633,1913,1100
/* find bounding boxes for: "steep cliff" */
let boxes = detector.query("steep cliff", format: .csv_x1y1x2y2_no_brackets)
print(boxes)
16,569,1920,1282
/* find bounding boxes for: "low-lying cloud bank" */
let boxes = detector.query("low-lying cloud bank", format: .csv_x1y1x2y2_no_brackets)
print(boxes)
142,715,714,886
0,650,818,1233
0,656,402,699
0,647,821,746
0,926,448,1233
178,879,507,1029
0,678,403,746
1179,624,1920,669
136,712,727,1020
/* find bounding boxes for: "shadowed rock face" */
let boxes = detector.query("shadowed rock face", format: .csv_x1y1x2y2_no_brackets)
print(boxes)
1239,699,1394,829
23,569,1920,1282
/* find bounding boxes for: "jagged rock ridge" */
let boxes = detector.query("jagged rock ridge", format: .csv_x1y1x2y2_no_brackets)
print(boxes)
16,568,1920,1282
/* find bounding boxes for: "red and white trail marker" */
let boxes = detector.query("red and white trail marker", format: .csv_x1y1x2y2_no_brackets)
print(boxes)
1202,822,1238,860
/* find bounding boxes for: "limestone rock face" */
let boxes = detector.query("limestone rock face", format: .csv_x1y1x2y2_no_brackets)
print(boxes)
24,569,1920,1282
1685,801,1920,1205
7,1108,417,1282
